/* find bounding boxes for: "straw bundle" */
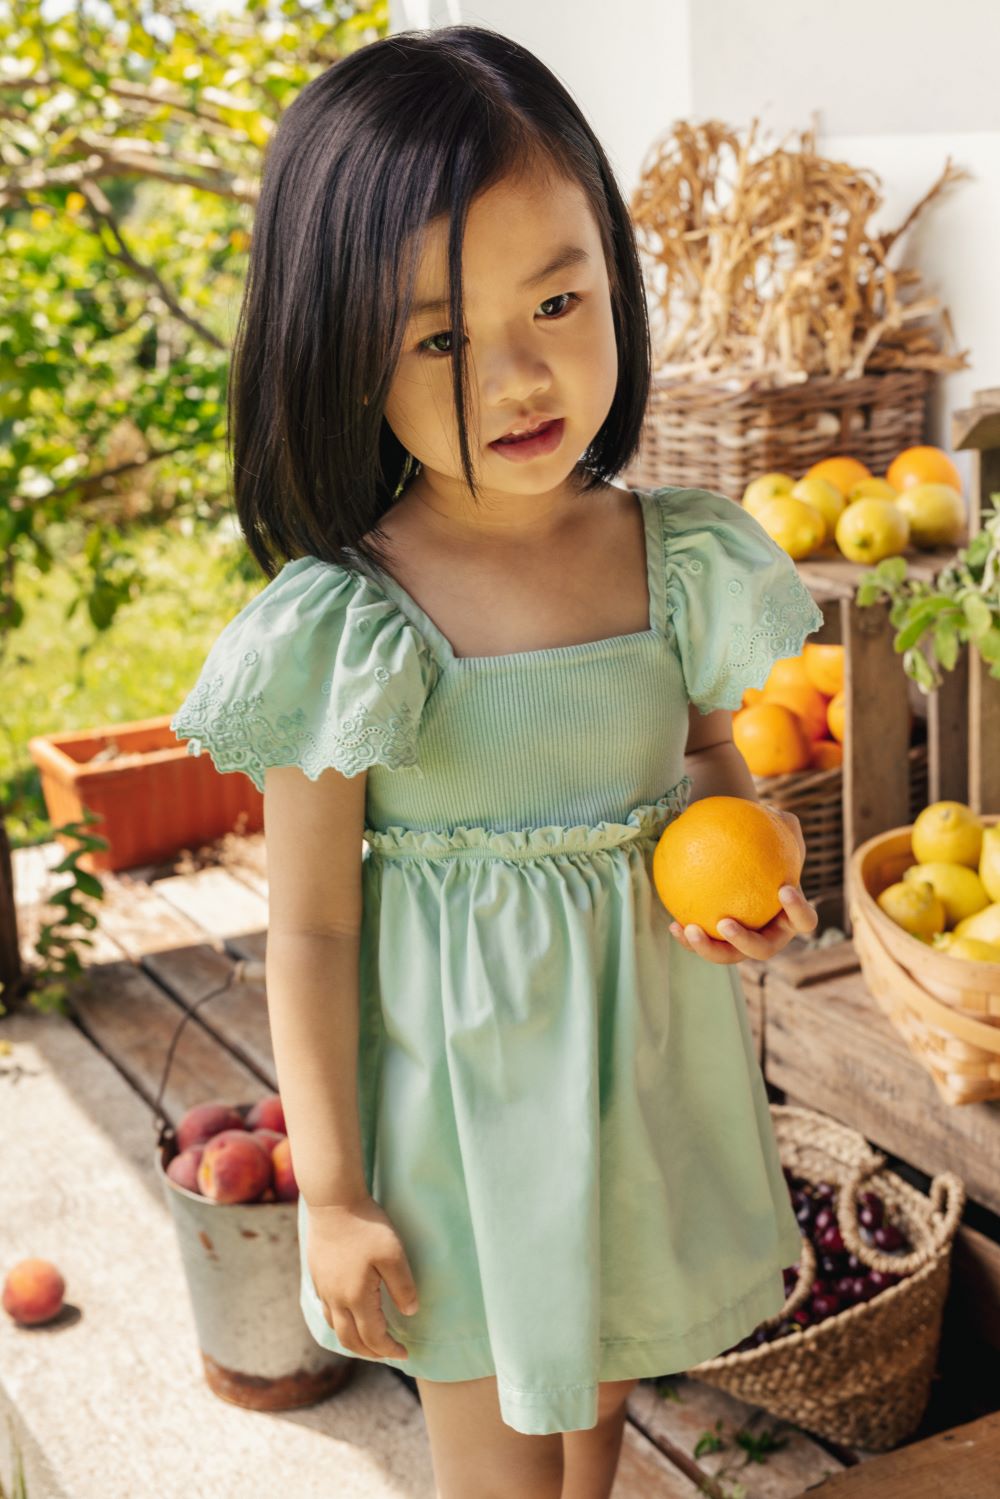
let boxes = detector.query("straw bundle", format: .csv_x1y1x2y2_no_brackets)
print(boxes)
630,117,972,392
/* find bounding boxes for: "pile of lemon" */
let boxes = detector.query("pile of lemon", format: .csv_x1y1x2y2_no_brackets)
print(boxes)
743,447,966,563
876,802,1000,962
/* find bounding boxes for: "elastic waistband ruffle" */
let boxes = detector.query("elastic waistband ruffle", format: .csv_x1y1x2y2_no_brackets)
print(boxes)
363,776,692,862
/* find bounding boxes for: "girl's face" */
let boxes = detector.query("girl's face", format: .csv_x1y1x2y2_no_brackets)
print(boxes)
383,163,619,516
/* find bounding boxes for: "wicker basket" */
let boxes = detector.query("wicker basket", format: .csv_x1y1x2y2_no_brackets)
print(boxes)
753,742,928,905
687,1104,965,1451
848,817,1000,1106
622,368,932,497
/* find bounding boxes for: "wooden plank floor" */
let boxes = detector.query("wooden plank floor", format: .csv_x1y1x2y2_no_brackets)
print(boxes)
8,830,868,1496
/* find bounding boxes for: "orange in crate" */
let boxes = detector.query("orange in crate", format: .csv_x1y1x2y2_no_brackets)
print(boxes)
763,682,830,743
802,643,845,697
733,701,811,775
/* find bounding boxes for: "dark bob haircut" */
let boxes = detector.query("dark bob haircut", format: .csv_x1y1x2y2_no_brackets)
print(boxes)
230,23,653,581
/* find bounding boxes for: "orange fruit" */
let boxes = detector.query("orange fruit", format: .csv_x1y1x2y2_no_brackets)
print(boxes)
732,702,811,776
764,654,812,693
741,686,766,709
827,690,846,744
886,445,962,494
652,795,804,938
804,456,872,496
763,682,831,743
810,738,843,770
802,642,845,697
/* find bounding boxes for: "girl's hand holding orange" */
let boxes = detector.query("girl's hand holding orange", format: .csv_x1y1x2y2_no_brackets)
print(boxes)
654,798,819,964
669,875,819,964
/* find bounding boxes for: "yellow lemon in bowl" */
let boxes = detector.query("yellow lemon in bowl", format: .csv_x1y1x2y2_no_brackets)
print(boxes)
901,861,990,927
835,498,909,563
933,934,1000,963
953,903,1000,944
877,880,946,940
911,801,983,868
755,496,825,559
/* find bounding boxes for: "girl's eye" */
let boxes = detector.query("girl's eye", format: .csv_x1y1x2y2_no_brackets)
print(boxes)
416,292,582,358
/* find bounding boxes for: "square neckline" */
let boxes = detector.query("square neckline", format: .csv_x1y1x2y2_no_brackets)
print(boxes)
353,487,666,671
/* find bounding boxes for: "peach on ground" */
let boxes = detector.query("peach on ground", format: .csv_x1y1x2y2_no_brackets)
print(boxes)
3,1259,65,1326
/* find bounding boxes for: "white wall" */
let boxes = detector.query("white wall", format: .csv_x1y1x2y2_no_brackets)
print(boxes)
389,0,1000,489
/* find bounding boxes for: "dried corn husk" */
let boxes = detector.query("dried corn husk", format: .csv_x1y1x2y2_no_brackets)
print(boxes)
630,117,972,391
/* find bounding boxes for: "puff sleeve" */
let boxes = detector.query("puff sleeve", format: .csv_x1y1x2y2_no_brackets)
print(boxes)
169,556,439,790
659,487,825,714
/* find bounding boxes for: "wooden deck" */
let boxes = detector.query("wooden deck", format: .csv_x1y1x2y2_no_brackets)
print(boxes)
5,828,998,1497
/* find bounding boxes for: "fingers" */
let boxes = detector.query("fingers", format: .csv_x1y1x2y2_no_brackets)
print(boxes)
325,1278,411,1361
779,884,820,935
669,921,743,964
669,884,819,962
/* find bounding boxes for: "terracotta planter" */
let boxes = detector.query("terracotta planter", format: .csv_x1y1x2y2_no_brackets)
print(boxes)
28,715,263,874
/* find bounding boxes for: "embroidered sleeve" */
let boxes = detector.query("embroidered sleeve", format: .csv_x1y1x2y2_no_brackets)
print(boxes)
658,487,824,713
170,557,438,791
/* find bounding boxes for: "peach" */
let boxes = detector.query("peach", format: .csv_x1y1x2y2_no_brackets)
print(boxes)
251,1128,285,1154
3,1259,65,1326
166,1145,205,1193
272,1137,299,1201
246,1095,286,1134
198,1131,272,1203
176,1101,245,1153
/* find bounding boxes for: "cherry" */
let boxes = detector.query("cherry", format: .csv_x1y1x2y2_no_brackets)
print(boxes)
818,1225,846,1253
811,1292,841,1319
814,1180,837,1201
814,1206,836,1234
873,1223,907,1252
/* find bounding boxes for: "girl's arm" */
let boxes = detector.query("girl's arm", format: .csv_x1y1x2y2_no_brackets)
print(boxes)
674,704,818,964
263,763,372,1213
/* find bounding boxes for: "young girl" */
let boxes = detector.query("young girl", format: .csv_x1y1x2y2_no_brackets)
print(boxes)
171,24,823,1499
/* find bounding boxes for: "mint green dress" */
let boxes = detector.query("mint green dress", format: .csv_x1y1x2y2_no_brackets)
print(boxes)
170,485,823,1435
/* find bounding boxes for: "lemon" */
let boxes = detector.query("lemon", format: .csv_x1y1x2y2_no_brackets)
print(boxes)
902,861,990,927
835,498,910,563
791,477,845,537
755,496,826,559
846,477,899,503
911,801,983,868
894,483,966,549
877,880,946,940
978,825,1000,902
953,903,1000,944
941,935,1000,964
742,472,795,516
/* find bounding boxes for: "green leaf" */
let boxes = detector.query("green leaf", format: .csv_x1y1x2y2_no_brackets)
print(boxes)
894,606,940,653
876,555,909,586
963,594,993,639
977,628,1000,664
903,645,938,692
933,621,961,672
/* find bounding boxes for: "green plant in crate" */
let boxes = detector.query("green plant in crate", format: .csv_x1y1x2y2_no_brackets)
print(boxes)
856,493,1000,690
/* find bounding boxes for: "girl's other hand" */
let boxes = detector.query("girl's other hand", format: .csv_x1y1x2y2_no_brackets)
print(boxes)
305,1194,421,1360
668,882,818,964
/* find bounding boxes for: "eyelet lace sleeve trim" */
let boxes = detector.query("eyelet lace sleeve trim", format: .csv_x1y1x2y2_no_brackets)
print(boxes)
172,676,420,792
680,573,825,713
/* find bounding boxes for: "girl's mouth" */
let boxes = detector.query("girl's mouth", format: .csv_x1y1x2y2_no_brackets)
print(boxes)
489,418,565,461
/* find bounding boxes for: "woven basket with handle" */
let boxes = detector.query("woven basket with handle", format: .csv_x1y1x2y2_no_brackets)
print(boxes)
848,816,1000,1106
686,1104,965,1451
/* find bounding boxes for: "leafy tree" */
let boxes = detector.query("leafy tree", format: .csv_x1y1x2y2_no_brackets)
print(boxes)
0,0,388,1013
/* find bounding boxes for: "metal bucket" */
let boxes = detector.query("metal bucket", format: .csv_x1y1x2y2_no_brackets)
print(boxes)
152,961,353,1410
